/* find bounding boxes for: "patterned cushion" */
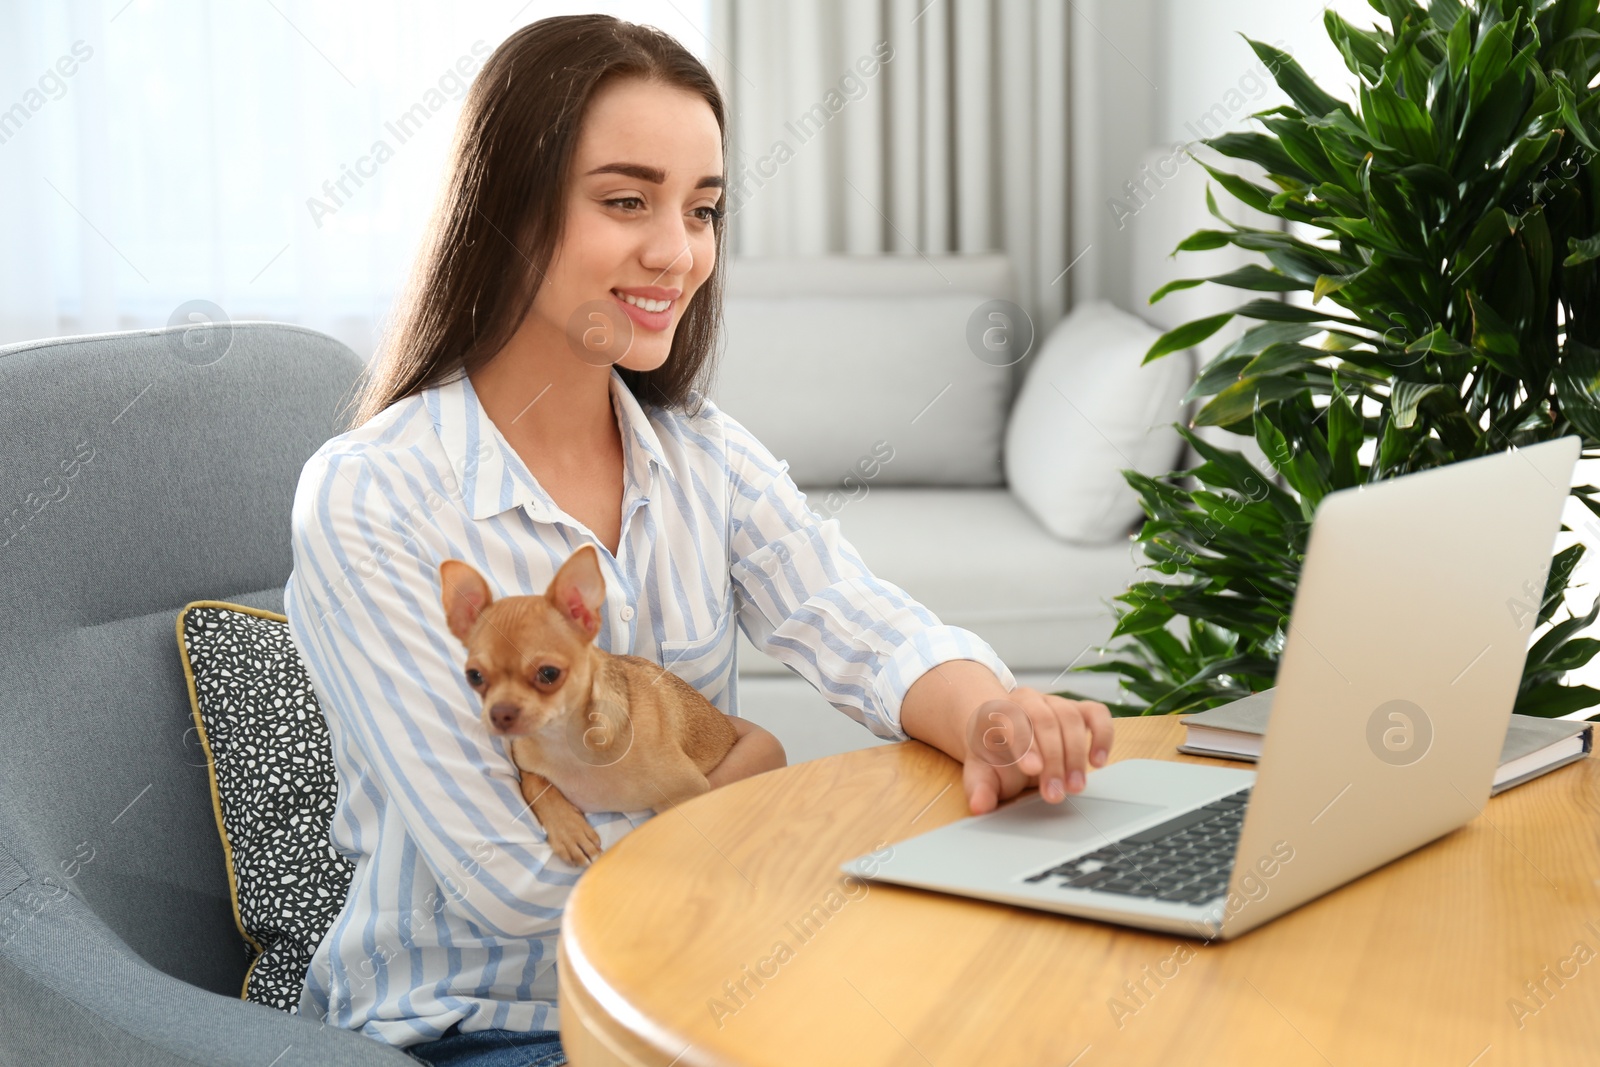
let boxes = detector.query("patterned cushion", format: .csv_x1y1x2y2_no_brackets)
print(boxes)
176,601,352,1013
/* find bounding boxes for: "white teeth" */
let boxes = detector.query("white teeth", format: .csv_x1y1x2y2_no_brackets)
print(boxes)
613,290,671,313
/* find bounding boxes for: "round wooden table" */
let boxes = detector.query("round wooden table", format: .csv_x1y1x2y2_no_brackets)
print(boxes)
558,716,1600,1066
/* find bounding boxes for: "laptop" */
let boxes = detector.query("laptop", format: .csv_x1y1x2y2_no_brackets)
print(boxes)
840,436,1581,941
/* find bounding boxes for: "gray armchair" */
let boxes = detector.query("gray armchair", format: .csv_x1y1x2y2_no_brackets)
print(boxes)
0,324,414,1065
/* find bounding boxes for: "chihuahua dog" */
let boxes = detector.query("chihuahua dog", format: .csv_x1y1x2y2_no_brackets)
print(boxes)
439,545,738,866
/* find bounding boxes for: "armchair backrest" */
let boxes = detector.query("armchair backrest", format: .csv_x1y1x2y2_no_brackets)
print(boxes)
0,323,363,996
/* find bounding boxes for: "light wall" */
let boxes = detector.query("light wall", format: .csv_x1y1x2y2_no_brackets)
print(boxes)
1069,0,1374,315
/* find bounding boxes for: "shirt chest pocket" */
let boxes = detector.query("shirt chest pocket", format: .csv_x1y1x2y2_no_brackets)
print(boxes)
655,604,736,709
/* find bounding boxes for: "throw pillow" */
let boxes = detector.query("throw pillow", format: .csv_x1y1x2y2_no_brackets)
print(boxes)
176,600,352,1013
1003,300,1195,544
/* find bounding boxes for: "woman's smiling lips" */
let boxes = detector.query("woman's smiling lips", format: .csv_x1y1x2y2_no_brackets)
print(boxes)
610,285,680,331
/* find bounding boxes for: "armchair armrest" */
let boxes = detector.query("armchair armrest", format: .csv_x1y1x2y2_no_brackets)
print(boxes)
1,877,412,1066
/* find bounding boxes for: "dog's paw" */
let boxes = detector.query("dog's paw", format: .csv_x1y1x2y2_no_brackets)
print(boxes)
541,806,604,867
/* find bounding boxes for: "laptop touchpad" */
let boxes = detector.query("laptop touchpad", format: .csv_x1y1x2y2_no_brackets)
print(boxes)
980,794,1167,844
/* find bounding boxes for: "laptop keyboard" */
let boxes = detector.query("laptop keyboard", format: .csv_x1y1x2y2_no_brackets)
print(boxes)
1022,787,1252,905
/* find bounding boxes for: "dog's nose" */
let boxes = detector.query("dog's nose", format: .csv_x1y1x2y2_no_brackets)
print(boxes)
488,703,520,731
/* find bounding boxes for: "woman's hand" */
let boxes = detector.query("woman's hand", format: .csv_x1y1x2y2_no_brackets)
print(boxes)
705,716,787,790
900,660,1114,815
961,687,1113,815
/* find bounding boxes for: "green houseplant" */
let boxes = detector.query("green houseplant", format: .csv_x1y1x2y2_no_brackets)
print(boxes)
1070,0,1600,717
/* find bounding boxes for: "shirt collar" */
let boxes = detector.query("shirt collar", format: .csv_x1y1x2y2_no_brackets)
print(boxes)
431,367,674,523
608,367,675,484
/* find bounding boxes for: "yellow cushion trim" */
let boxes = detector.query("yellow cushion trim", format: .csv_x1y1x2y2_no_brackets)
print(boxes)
175,599,289,1003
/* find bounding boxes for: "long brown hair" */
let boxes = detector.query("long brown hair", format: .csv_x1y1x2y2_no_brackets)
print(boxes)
344,15,727,430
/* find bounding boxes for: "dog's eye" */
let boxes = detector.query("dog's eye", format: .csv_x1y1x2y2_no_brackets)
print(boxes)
537,665,562,685
465,669,484,688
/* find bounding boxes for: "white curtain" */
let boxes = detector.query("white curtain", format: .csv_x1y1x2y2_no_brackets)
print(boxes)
708,0,1071,335
0,0,710,359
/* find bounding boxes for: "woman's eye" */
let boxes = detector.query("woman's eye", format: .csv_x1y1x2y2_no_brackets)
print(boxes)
605,198,721,225
465,669,483,687
537,665,562,685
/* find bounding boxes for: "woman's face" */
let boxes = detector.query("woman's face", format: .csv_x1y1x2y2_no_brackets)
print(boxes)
539,76,723,374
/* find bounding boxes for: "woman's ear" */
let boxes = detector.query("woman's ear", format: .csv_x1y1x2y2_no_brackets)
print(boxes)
440,560,494,644
547,544,606,640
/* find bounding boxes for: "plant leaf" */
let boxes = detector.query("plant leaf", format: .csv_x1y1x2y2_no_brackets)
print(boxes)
1197,161,1278,215
1242,342,1327,378
1390,381,1447,429
1186,354,1253,402
1360,72,1439,162
1404,326,1471,357
1151,266,1309,304
1555,342,1600,440
1514,683,1600,719
1219,322,1323,359
1447,6,1470,81
1148,278,1205,303
1468,20,1515,111
1234,299,1340,324
1110,593,1176,638
1326,380,1363,489
1195,376,1317,428
1175,229,1233,252
1245,36,1355,119
1467,291,1522,375
1566,233,1600,266
1145,312,1236,364
1207,131,1313,182
1313,273,1356,302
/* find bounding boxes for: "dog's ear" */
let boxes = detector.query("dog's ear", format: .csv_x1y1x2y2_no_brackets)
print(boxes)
548,544,606,641
439,560,493,644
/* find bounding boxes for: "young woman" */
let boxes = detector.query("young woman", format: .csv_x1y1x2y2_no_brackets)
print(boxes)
284,15,1112,1067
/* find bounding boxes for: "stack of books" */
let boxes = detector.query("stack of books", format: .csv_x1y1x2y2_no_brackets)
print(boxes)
1177,689,1594,795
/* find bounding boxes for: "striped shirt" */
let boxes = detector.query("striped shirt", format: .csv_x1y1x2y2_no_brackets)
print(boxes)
284,367,1015,1048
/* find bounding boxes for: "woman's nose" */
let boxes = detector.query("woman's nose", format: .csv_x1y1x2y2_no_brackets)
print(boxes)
640,222,695,278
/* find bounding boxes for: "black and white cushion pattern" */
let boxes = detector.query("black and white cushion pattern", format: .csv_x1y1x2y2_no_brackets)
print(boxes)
177,601,353,1013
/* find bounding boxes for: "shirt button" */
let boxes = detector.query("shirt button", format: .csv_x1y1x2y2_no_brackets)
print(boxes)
619,605,635,622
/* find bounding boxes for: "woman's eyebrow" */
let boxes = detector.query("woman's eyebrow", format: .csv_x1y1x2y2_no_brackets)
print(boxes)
585,162,724,189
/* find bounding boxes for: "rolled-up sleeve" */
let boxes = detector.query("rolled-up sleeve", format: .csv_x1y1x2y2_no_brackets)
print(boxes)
720,411,1017,742
284,447,617,942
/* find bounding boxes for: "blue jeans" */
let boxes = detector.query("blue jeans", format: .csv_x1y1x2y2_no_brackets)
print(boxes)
405,1024,567,1067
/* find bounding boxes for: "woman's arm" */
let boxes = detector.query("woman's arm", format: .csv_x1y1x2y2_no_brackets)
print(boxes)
714,404,1109,812
721,410,1008,745
286,448,620,934
705,716,787,789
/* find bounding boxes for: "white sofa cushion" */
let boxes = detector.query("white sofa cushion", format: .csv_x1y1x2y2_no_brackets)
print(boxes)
1003,300,1194,544
710,255,1011,489
735,487,1143,676
714,294,1012,487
